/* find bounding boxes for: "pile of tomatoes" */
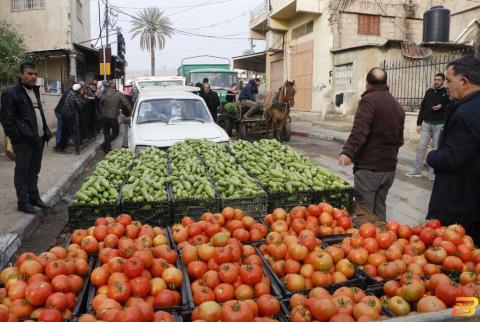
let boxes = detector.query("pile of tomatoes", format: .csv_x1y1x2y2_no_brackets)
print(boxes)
191,297,282,322
257,230,358,292
171,207,269,247
335,220,477,281
264,204,353,237
0,244,91,321
69,214,186,322
287,286,389,322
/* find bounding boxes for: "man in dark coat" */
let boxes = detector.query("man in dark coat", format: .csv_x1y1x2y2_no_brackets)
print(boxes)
427,56,480,244
199,83,220,122
99,82,132,153
239,79,260,118
0,62,52,214
405,73,450,180
339,67,405,221
54,84,84,153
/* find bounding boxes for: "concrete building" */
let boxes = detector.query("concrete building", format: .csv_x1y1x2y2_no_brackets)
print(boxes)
245,0,479,120
0,0,94,95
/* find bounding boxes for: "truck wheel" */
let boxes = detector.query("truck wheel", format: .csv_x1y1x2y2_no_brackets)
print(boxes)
280,122,291,142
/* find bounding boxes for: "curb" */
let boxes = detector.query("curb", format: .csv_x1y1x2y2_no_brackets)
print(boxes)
291,129,414,164
2,137,101,266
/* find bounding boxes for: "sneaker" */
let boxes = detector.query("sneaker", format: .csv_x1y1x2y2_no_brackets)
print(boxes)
404,172,422,178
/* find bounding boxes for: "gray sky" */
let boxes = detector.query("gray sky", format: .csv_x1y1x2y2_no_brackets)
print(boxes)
90,0,265,77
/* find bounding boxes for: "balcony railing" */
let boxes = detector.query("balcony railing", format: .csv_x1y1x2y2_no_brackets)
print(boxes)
249,0,269,28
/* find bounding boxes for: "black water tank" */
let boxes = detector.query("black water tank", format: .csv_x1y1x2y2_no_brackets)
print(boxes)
423,6,450,42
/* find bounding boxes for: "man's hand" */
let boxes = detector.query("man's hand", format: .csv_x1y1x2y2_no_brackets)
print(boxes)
417,125,422,134
338,154,352,167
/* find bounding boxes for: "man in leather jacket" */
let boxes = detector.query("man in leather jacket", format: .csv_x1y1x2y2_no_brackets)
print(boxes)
0,62,52,214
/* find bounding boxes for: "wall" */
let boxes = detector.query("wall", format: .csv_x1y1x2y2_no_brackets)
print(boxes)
0,0,70,51
70,0,91,45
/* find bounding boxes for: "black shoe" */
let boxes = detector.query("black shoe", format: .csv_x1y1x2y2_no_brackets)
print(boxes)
18,203,40,215
31,199,51,209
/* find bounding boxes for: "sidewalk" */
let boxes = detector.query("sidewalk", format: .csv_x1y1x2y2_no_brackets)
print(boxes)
290,112,419,166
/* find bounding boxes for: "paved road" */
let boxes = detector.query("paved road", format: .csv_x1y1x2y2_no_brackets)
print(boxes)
287,136,432,226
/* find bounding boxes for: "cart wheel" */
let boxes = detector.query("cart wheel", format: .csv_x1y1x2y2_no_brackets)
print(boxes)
281,122,291,142
238,123,247,140
218,118,233,137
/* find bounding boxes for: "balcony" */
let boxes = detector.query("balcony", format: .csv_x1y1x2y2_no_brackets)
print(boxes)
249,0,269,35
270,0,323,20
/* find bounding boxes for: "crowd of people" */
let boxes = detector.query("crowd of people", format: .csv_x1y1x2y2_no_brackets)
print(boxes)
339,56,480,243
0,62,132,214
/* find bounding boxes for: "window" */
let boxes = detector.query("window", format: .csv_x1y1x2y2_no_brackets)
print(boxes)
11,0,45,11
358,14,380,36
136,99,212,124
335,63,353,89
76,0,83,22
292,21,314,40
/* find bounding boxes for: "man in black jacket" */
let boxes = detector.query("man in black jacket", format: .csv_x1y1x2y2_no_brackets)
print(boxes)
199,83,220,122
405,73,450,180
0,62,52,214
427,56,480,244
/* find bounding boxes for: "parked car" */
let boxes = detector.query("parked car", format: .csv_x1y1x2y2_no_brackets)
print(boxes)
128,87,230,152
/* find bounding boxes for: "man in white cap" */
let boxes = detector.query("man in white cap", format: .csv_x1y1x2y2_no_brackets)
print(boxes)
54,83,85,153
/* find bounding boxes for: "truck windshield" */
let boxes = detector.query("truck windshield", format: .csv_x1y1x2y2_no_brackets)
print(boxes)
190,72,236,88
136,99,211,124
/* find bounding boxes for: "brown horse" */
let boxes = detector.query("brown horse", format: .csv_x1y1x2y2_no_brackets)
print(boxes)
266,80,296,142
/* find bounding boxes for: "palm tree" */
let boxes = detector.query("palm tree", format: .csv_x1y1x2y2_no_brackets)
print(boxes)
130,7,173,76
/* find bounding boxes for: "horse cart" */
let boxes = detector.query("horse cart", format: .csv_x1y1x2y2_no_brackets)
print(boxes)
217,87,293,142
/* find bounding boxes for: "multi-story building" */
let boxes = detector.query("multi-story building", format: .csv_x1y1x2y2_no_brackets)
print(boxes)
245,0,479,120
0,0,95,94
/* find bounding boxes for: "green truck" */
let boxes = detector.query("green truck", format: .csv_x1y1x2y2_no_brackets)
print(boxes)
177,56,238,104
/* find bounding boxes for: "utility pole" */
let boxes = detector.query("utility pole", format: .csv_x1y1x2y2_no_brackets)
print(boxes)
102,0,108,81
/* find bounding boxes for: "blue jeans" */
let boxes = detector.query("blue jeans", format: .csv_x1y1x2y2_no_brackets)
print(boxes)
55,112,62,145
413,121,443,179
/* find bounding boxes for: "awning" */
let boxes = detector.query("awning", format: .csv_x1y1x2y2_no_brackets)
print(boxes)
232,51,266,73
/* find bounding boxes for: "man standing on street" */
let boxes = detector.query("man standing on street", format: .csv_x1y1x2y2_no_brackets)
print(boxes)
405,73,449,180
54,84,84,153
0,62,52,214
427,56,480,243
339,67,405,221
99,82,132,153
239,79,260,119
200,83,220,122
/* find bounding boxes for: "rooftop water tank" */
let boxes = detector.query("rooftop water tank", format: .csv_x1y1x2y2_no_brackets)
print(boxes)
423,5,450,43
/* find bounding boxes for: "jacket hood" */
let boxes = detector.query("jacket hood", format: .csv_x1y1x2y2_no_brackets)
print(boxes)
362,84,389,97
248,79,256,86
105,88,116,97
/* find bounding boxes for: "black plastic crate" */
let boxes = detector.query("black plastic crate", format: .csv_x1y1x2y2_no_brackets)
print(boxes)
267,190,313,213
255,245,366,298
312,184,354,213
320,233,353,245
169,187,221,224
86,255,193,314
121,201,172,227
221,194,268,220
68,204,120,229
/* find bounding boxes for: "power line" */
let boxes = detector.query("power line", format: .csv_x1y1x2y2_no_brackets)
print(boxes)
111,0,233,11
183,11,248,30
111,6,252,40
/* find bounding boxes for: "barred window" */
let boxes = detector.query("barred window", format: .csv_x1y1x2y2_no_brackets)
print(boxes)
292,21,314,40
335,63,353,89
11,0,45,12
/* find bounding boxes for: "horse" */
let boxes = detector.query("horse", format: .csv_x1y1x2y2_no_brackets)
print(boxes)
265,80,296,142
